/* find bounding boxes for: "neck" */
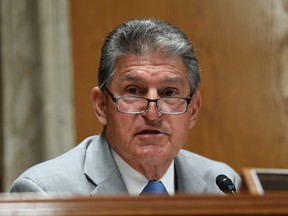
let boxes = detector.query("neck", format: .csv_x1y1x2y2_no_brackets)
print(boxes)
123,156,173,180
136,161,174,180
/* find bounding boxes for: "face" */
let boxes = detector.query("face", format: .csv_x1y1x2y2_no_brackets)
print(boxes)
92,53,201,172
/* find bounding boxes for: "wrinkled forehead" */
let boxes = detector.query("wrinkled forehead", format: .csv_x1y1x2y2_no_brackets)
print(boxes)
109,53,191,90
119,72,188,86
116,53,188,75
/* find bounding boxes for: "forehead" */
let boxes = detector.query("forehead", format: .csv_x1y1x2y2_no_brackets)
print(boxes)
112,54,190,85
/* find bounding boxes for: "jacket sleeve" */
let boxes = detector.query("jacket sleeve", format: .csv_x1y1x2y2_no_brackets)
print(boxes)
10,177,48,195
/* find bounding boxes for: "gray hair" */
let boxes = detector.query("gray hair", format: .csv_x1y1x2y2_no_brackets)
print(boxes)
98,18,200,93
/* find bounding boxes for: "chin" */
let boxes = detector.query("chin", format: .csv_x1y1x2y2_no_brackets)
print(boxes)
139,149,169,161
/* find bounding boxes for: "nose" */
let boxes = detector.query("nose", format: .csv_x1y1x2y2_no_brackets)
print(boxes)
141,100,162,120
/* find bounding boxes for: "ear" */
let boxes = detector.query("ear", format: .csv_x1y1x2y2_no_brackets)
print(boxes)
91,87,107,126
188,90,201,129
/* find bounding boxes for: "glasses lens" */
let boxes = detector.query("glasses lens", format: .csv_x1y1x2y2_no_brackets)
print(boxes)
117,97,188,114
117,97,147,113
157,98,187,114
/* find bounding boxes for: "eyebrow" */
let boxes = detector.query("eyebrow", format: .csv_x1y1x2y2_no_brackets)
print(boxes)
120,73,186,85
120,74,142,83
161,76,186,85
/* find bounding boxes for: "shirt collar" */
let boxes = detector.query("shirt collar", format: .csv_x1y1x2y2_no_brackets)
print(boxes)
112,150,175,196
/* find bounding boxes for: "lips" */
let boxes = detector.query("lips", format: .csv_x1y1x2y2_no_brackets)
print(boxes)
135,127,166,136
138,129,161,135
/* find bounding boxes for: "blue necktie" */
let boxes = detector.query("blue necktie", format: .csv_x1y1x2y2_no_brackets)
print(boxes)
140,180,167,195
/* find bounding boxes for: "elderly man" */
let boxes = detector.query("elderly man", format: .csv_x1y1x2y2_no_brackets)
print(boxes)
10,19,241,196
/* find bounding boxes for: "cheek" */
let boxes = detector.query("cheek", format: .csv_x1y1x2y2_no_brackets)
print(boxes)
171,126,189,144
106,110,135,143
171,117,191,143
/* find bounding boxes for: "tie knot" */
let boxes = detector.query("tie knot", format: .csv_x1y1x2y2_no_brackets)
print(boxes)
140,180,167,195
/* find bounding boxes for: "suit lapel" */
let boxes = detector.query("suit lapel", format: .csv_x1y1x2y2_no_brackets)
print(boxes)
90,169,128,195
175,153,208,193
83,133,128,196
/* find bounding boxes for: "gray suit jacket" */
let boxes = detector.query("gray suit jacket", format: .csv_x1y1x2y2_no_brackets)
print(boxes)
10,133,241,195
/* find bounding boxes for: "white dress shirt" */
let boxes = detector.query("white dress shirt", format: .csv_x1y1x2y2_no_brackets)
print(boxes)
112,150,175,196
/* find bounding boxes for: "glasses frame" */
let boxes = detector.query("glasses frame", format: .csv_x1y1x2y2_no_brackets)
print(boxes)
104,86,194,115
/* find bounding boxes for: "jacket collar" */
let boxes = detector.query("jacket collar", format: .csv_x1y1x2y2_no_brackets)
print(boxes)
84,134,207,195
84,133,128,196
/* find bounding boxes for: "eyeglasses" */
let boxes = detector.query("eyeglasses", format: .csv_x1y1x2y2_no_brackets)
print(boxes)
104,87,193,115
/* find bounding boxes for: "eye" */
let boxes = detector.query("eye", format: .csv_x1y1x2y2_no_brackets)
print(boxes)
126,87,141,96
162,88,178,97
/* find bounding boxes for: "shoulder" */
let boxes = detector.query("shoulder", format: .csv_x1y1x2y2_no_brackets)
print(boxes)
22,135,98,176
10,135,102,193
176,149,241,192
177,149,232,170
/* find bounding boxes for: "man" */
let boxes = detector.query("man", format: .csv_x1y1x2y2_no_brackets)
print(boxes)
10,18,241,196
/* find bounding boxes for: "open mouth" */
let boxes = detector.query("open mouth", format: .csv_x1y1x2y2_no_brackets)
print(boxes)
138,130,162,135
